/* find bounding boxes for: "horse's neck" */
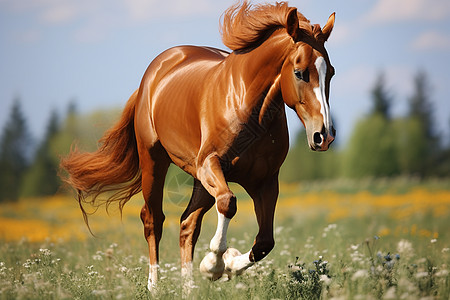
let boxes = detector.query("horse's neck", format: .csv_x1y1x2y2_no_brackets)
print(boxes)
225,30,291,115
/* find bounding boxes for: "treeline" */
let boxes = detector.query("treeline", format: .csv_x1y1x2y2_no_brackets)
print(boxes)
0,102,120,202
0,70,449,202
281,70,450,182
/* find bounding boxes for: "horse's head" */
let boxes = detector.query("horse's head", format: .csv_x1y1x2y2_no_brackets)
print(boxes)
281,10,336,151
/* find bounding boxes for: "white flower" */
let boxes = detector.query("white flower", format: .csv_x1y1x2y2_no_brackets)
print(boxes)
39,248,51,256
351,269,368,281
92,254,103,261
397,240,413,255
350,244,359,251
435,269,449,277
139,255,148,264
384,287,397,299
235,282,246,289
431,239,437,243
415,271,429,278
319,274,331,285
442,248,450,253
280,250,291,256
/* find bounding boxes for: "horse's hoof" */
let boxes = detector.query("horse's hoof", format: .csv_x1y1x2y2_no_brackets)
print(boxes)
199,252,225,280
224,247,254,277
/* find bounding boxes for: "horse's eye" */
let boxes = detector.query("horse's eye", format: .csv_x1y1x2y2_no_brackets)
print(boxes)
294,69,309,82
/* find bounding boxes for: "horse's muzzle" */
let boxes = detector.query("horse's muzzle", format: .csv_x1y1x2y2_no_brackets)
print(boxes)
310,126,335,151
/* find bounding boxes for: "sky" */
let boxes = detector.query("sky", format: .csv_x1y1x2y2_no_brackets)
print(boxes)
1,0,450,147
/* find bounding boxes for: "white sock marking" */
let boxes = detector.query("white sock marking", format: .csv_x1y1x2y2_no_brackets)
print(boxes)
147,263,158,291
210,211,230,254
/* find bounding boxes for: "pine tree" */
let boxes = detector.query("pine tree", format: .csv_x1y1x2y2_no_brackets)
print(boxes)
397,70,437,177
0,99,33,202
371,72,392,119
408,70,434,141
21,110,61,197
343,73,399,178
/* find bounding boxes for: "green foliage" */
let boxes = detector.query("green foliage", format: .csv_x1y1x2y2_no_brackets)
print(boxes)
343,114,399,178
0,100,33,202
394,117,429,176
280,129,339,182
283,69,450,182
21,110,61,197
371,72,392,119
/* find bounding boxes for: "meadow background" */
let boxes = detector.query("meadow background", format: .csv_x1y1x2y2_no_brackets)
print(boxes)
0,181,449,299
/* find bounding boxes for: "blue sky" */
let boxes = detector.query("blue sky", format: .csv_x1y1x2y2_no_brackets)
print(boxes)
1,0,450,146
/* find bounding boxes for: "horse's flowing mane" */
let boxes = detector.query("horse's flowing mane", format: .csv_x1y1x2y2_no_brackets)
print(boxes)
220,1,318,51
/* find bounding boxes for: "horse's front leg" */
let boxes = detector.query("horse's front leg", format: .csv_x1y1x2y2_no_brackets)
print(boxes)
223,174,279,277
196,154,237,280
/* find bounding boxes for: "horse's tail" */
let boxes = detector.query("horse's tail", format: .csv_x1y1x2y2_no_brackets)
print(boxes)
60,90,142,227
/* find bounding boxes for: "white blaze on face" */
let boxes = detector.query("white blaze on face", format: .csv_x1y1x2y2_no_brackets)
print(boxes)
313,56,332,131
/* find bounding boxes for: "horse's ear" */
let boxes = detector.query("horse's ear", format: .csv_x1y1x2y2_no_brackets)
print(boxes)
286,8,300,40
321,12,335,41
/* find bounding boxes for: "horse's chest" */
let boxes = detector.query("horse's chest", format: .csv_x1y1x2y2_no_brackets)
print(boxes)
220,112,289,181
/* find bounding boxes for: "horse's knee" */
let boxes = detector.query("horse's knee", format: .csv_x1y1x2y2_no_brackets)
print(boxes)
216,192,237,219
250,239,275,262
140,205,165,239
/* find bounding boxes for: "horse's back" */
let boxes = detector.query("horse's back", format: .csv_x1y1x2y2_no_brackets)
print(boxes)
135,46,229,170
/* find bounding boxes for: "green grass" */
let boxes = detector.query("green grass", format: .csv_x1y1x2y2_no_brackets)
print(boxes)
1,203,449,299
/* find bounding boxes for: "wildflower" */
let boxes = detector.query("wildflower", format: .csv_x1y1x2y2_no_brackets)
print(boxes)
92,290,107,296
23,259,32,269
139,255,148,264
350,244,359,251
119,266,128,273
351,269,368,280
435,269,448,277
319,274,331,285
235,282,246,289
275,226,284,234
397,239,414,258
431,239,437,243
92,254,103,261
280,250,290,256
415,271,429,278
105,248,114,259
39,248,51,256
384,286,397,299
442,248,450,253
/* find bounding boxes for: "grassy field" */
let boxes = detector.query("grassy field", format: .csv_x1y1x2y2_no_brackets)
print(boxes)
0,181,449,299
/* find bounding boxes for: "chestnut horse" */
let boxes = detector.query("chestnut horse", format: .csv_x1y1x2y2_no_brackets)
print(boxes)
61,1,336,291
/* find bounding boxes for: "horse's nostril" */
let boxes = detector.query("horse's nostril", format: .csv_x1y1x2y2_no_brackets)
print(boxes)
313,132,322,145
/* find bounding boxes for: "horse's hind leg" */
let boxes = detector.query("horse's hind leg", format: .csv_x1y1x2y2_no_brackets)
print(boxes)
139,142,170,291
179,179,215,289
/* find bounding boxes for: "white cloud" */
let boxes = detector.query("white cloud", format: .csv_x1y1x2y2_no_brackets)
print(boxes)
124,0,216,22
365,0,450,24
412,31,450,51
1,0,225,43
